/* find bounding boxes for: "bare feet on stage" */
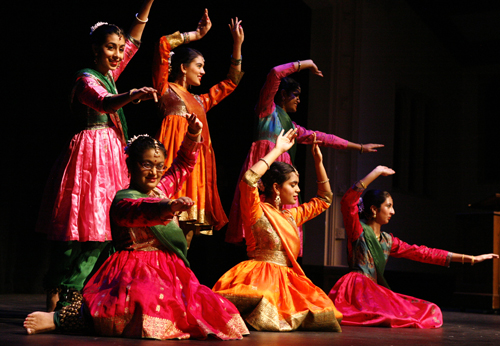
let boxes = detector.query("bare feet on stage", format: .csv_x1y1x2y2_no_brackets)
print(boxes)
24,311,56,335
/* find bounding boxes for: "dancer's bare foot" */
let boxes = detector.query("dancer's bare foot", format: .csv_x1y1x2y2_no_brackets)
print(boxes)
24,311,56,335
46,291,59,312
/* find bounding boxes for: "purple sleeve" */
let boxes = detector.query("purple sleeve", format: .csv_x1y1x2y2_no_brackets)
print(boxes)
256,63,297,118
294,123,348,150
156,135,202,197
390,236,452,266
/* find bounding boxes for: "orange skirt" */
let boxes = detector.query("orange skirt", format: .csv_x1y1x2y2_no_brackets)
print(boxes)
157,114,227,232
213,260,342,332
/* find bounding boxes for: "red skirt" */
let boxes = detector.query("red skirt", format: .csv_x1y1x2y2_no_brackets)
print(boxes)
329,272,443,328
83,249,249,339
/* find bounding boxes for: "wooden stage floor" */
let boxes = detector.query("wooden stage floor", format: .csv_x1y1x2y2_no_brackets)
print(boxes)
1,294,499,346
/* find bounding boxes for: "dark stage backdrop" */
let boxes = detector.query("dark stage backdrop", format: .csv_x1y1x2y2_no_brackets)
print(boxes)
2,0,312,293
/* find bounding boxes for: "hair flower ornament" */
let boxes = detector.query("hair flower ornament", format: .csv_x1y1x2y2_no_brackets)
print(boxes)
90,22,109,35
358,197,364,214
124,134,151,154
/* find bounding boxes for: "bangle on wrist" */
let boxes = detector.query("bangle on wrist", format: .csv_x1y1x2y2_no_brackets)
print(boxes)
471,256,475,266
359,180,366,189
317,179,329,184
231,55,242,66
359,144,364,154
182,32,191,44
259,158,270,169
129,89,141,104
297,60,301,72
461,254,465,264
135,13,148,23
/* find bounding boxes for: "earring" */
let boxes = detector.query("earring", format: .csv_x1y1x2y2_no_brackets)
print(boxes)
373,212,376,219
183,72,187,86
275,193,281,208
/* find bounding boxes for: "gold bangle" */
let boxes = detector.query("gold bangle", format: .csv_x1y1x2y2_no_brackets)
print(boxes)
259,158,270,169
471,256,475,266
317,179,329,184
297,60,301,72
182,32,190,44
359,180,366,189
360,144,364,154
129,89,141,104
461,254,465,264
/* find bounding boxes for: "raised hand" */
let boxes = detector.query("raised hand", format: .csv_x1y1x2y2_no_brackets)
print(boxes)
275,128,298,153
374,165,395,177
186,113,203,135
311,133,323,164
300,59,323,77
229,17,244,46
196,8,212,39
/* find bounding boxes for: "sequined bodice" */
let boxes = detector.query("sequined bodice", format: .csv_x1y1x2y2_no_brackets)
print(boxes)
248,210,292,267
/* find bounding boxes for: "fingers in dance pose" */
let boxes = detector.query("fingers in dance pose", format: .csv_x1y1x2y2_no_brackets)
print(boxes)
328,165,499,328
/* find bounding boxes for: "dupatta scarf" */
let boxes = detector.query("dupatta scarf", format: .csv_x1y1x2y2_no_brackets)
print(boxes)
361,222,390,289
275,105,297,165
114,189,190,267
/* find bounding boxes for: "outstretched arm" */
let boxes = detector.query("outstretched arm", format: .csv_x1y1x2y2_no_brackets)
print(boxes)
128,0,155,41
296,124,383,153
449,252,499,264
103,86,158,112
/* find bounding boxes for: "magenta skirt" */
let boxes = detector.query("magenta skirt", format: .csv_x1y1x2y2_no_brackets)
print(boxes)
37,127,128,241
329,272,443,328
83,249,249,340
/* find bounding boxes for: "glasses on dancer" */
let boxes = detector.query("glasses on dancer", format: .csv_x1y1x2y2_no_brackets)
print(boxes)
138,161,166,172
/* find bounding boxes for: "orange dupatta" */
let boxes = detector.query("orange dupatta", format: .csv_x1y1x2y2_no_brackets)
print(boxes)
260,203,306,277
